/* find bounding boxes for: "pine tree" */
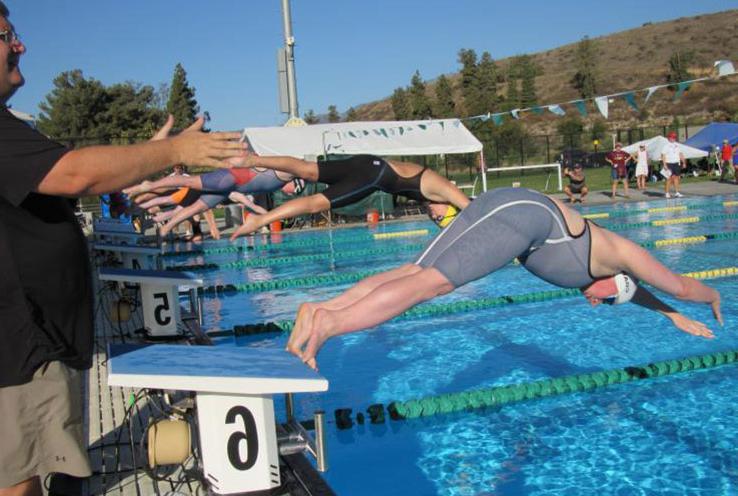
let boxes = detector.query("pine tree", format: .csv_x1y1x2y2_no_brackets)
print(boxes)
344,107,359,122
571,36,598,99
327,105,340,123
504,62,520,111
433,74,456,118
475,52,499,115
303,109,319,124
457,48,479,116
666,50,694,85
166,63,199,129
519,55,539,108
409,70,432,119
391,87,411,120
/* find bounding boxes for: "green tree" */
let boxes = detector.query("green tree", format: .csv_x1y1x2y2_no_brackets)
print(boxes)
433,74,456,118
666,50,694,85
327,105,340,123
37,69,164,142
409,70,433,119
476,51,499,115
504,68,520,111
589,119,608,142
166,63,199,129
344,107,359,122
571,36,599,99
518,55,539,108
458,48,479,116
391,87,411,120
303,109,319,124
557,116,585,149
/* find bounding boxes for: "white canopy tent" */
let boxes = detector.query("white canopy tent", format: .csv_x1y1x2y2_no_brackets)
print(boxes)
623,136,708,161
242,118,482,159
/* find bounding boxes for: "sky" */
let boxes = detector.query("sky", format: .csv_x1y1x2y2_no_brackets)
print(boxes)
5,0,737,131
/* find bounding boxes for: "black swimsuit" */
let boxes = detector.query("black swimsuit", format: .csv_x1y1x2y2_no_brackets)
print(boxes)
317,155,427,208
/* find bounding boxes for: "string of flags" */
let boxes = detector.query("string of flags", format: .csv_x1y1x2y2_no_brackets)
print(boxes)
322,59,735,148
465,59,735,125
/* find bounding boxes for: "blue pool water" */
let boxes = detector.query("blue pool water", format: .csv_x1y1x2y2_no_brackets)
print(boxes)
171,194,738,495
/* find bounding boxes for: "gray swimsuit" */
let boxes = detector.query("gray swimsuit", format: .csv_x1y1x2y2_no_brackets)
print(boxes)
415,188,596,289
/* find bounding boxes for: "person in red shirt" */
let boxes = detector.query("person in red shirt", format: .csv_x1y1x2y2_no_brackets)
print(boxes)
719,139,737,183
606,142,632,199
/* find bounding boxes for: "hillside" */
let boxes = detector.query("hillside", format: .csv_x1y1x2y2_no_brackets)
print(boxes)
351,9,738,133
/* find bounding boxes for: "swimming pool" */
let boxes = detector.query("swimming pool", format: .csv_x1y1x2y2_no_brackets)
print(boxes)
168,194,738,495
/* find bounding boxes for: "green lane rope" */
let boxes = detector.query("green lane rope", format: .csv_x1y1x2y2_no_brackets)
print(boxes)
167,244,423,272
208,266,738,338
386,350,738,420
161,230,433,258
583,199,738,220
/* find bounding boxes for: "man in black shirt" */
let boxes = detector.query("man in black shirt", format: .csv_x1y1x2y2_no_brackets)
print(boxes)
0,3,245,494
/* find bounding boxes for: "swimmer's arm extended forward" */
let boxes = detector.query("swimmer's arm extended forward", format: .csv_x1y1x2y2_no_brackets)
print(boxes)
629,286,715,339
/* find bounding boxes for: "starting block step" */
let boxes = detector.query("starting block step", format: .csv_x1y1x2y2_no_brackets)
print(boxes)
98,267,203,287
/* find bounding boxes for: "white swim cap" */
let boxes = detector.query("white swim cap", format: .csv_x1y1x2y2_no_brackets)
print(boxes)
609,273,637,305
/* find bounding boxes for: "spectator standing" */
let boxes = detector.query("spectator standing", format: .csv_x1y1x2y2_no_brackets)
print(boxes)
0,4,244,494
606,142,632,199
633,144,649,190
662,131,686,198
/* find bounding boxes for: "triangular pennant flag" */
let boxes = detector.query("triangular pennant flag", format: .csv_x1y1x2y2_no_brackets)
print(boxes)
399,127,405,135
419,124,427,130
714,60,735,77
547,105,566,116
531,106,544,115
439,121,445,130
594,96,609,119
380,128,388,137
492,114,504,126
478,113,491,122
453,119,461,128
644,86,660,103
362,130,369,136
348,131,356,138
510,109,520,119
373,129,382,136
673,81,692,100
573,100,587,116
623,92,638,111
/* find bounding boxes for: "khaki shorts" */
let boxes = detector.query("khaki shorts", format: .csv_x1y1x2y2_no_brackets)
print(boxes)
0,361,91,488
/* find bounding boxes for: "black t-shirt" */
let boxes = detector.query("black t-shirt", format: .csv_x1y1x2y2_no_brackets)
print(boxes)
0,107,93,387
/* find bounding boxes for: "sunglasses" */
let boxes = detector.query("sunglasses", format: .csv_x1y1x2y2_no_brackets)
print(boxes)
0,28,20,45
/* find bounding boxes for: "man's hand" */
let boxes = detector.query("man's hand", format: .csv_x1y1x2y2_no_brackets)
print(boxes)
669,313,714,339
170,116,246,168
151,115,174,142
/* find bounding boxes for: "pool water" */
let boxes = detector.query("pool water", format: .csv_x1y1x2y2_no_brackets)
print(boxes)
170,194,738,495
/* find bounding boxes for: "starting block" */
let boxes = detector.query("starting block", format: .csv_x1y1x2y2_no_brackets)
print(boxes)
93,217,145,245
99,268,203,338
94,242,162,270
108,343,329,494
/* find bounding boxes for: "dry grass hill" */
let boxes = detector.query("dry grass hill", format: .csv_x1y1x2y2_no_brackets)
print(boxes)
351,9,738,133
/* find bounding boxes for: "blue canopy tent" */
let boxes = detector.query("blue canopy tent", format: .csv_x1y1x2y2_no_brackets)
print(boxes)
684,123,738,151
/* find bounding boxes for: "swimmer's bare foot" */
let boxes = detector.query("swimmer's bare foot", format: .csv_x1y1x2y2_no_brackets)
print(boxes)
123,180,153,198
300,308,334,370
160,221,175,237
230,214,262,241
288,302,318,354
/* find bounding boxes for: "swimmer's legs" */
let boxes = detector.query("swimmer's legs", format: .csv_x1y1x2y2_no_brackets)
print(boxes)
230,194,330,239
288,266,454,368
160,200,209,236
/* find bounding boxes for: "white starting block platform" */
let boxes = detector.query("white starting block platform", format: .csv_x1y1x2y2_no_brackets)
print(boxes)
94,242,162,270
99,268,203,338
108,343,328,494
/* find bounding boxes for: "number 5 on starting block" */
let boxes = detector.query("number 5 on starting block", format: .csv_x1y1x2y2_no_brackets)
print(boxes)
99,268,203,337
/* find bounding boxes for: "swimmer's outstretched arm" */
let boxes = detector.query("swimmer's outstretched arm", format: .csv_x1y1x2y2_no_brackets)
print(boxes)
232,154,320,182
417,168,471,210
629,286,715,338
230,194,330,240
152,206,182,223
125,174,203,198
138,194,179,210
596,228,722,324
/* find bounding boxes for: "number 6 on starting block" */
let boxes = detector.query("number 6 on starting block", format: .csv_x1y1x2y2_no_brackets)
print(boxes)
99,268,203,337
107,344,329,494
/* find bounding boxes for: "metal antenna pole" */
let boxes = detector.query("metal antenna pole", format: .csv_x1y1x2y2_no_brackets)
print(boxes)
281,0,299,119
